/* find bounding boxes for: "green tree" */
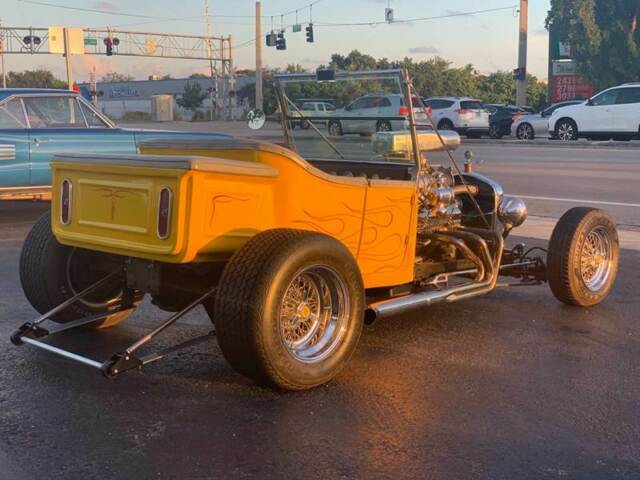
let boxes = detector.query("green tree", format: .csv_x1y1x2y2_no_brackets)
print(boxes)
284,64,307,73
101,71,134,82
547,0,640,88
176,82,208,111
189,73,209,79
6,69,67,89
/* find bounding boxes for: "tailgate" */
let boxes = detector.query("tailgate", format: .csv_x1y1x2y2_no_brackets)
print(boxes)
51,156,190,261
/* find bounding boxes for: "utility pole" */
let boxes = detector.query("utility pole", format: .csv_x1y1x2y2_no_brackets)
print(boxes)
255,1,263,112
0,18,7,88
516,0,528,106
63,27,74,88
204,0,216,120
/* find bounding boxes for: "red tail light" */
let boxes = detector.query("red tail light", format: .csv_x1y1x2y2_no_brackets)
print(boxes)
60,179,72,225
157,187,172,239
456,108,470,114
399,106,410,117
512,115,521,121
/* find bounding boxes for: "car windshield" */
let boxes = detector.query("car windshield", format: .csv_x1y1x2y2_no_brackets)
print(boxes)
275,69,427,164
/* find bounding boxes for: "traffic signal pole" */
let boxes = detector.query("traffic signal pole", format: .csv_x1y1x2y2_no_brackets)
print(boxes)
63,27,74,89
516,0,528,106
1,17,7,88
255,1,263,112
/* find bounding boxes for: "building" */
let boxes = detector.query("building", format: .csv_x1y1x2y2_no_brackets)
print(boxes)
79,75,255,120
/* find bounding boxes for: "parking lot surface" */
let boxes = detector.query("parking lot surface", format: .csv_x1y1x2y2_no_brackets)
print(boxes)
1,190,639,479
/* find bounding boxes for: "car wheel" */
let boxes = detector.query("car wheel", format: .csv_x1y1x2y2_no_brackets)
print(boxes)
547,207,619,307
376,120,392,132
19,213,139,328
489,124,503,139
517,123,535,140
555,119,578,141
328,121,343,137
300,119,311,130
438,119,455,131
208,229,364,390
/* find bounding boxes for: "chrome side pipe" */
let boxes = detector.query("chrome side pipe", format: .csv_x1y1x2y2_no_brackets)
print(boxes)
366,233,504,323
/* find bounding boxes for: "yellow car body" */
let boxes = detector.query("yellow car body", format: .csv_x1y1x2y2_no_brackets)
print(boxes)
51,139,419,289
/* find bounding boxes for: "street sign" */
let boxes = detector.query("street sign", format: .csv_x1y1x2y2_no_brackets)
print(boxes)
48,26,64,53
84,38,97,46
292,24,302,33
49,27,85,54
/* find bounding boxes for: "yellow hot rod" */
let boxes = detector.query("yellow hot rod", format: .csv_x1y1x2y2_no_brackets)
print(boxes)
12,70,619,390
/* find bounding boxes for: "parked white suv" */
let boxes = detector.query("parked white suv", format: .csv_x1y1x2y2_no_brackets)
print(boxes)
425,97,490,137
549,83,640,141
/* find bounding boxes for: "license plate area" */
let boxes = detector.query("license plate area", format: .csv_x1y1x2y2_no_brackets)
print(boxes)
76,178,154,235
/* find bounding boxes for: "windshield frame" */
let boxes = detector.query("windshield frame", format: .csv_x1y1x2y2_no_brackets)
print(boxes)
273,68,422,169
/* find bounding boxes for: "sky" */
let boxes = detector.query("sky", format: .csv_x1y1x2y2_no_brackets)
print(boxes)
2,0,552,82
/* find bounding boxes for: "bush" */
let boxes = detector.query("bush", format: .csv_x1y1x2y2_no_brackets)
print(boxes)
191,109,209,122
121,111,151,121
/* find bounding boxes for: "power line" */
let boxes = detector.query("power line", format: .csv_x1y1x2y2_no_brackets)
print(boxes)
316,5,518,27
234,5,518,51
16,0,202,21
16,0,324,24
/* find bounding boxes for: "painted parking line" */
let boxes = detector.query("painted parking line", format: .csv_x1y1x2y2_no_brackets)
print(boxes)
514,216,640,251
517,195,640,209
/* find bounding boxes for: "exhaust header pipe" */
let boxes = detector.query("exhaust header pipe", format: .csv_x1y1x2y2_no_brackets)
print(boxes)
365,232,504,324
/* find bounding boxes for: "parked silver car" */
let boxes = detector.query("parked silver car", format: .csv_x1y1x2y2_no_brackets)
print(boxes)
327,94,414,136
511,100,583,140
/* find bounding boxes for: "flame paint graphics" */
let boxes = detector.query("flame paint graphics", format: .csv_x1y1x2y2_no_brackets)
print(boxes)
293,202,363,251
293,194,414,275
358,194,414,276
209,194,251,227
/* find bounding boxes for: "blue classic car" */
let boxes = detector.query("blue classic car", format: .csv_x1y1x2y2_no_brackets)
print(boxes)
0,88,230,199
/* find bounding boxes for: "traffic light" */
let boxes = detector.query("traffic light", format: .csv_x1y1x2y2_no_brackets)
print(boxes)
104,37,113,56
276,30,286,50
513,67,526,81
266,31,277,47
305,23,314,43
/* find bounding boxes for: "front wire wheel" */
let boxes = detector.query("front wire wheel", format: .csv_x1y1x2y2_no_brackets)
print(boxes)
580,227,615,293
548,207,619,306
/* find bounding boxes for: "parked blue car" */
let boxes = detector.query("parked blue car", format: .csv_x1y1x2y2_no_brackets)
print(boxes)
0,88,230,199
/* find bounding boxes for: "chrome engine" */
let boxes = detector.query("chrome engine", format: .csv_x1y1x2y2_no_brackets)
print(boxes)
417,166,462,232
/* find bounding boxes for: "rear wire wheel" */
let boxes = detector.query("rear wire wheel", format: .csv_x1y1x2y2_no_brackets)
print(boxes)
207,229,364,390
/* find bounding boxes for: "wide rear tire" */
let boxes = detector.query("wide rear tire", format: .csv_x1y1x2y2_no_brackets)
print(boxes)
547,207,619,307
207,229,364,390
19,213,138,328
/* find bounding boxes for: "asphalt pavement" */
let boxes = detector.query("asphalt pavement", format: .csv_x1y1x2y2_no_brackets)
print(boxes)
1,141,639,479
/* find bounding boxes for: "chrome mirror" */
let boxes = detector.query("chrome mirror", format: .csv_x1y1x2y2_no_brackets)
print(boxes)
247,109,265,130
